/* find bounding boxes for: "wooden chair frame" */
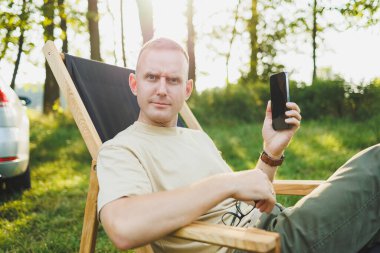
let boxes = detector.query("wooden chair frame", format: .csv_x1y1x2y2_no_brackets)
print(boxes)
43,41,322,253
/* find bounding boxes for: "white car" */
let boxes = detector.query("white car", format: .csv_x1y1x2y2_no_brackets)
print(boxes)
0,83,31,190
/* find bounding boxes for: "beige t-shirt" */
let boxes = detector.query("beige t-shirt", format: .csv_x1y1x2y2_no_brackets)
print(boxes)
97,121,260,253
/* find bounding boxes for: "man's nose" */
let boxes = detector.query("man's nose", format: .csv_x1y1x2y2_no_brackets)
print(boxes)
156,77,168,95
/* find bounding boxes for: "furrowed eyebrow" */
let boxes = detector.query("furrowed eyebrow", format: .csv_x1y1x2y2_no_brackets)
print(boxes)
168,76,183,83
143,72,183,82
144,72,159,78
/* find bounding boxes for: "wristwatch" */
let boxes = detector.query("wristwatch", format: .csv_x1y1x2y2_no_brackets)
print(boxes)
260,151,285,166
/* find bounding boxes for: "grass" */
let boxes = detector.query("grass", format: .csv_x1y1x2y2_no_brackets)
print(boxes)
0,110,379,252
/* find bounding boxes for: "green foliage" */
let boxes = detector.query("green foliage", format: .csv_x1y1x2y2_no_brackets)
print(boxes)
191,77,380,124
340,0,380,27
190,81,270,125
291,78,347,119
0,0,36,62
293,78,380,120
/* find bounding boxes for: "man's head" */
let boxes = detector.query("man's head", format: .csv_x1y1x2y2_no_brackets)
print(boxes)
129,38,193,127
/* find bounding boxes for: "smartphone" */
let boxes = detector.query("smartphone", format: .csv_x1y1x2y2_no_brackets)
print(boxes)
270,72,290,131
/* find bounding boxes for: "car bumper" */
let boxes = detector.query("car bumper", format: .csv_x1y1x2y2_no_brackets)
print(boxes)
0,126,29,179
0,157,29,179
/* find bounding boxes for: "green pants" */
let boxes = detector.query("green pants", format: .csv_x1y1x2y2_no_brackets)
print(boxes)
257,144,380,253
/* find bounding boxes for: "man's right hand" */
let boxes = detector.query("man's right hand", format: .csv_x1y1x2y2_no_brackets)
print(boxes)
230,169,276,213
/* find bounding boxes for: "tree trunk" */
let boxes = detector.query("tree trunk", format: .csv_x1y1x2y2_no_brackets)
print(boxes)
88,0,102,61
136,0,154,44
10,0,27,90
10,31,24,90
248,0,258,82
312,0,317,83
187,0,196,90
120,0,127,67
226,0,242,85
0,29,13,62
58,0,68,53
42,0,59,114
105,0,117,64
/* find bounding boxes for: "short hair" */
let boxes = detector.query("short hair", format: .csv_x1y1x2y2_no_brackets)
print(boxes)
136,37,189,69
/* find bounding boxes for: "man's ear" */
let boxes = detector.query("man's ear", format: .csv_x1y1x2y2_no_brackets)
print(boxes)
185,79,193,100
129,73,137,96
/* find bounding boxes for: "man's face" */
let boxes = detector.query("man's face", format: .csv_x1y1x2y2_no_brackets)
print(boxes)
130,48,193,127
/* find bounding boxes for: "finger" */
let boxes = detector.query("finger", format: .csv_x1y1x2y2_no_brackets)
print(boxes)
286,102,301,113
256,200,264,209
285,117,301,128
260,201,273,214
265,101,272,119
264,201,275,213
285,110,302,121
257,200,267,212
263,196,276,213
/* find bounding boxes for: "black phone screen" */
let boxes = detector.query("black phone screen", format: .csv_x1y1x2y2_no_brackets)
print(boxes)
270,72,290,130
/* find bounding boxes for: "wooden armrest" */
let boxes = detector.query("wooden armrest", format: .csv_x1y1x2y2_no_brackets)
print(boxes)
171,221,280,253
274,180,324,196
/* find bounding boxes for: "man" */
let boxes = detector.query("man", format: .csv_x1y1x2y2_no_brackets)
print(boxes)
97,38,380,253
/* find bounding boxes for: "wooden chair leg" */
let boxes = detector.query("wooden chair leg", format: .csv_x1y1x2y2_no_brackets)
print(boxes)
79,161,99,253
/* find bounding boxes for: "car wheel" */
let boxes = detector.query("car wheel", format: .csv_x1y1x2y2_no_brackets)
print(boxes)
7,164,31,191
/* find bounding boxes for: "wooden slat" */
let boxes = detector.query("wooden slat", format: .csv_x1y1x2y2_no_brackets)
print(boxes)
42,41,102,160
79,161,99,253
172,221,280,253
274,180,323,196
135,246,154,253
180,102,203,130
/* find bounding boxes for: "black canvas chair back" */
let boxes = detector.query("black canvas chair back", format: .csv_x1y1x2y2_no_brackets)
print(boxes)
64,54,138,142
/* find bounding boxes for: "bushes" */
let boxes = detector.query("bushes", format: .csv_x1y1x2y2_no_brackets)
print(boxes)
190,77,380,124
189,82,270,125
293,78,380,120
291,78,347,119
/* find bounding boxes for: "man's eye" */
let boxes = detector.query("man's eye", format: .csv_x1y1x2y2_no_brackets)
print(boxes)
168,78,179,84
147,74,157,81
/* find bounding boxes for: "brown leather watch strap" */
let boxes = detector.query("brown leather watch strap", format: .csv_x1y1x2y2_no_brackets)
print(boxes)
260,151,284,166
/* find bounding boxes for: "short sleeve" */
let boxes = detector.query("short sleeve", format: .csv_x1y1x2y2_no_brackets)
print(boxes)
96,143,153,215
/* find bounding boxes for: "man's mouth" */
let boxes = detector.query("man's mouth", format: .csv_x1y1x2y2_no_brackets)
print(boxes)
151,101,170,107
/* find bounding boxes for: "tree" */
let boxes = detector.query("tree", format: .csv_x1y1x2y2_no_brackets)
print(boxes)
247,0,258,81
58,0,68,53
136,0,154,44
42,0,60,114
105,0,118,64
120,0,127,67
0,1,16,63
290,0,380,83
245,0,289,82
87,0,102,61
226,0,243,85
10,0,30,89
187,0,196,89
312,0,317,82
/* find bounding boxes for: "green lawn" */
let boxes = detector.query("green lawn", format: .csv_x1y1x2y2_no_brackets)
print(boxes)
0,111,379,252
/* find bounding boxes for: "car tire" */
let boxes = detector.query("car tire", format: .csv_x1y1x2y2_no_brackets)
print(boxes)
7,164,31,191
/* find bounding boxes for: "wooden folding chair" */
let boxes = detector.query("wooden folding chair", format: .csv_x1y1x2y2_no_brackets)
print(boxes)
43,41,322,253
